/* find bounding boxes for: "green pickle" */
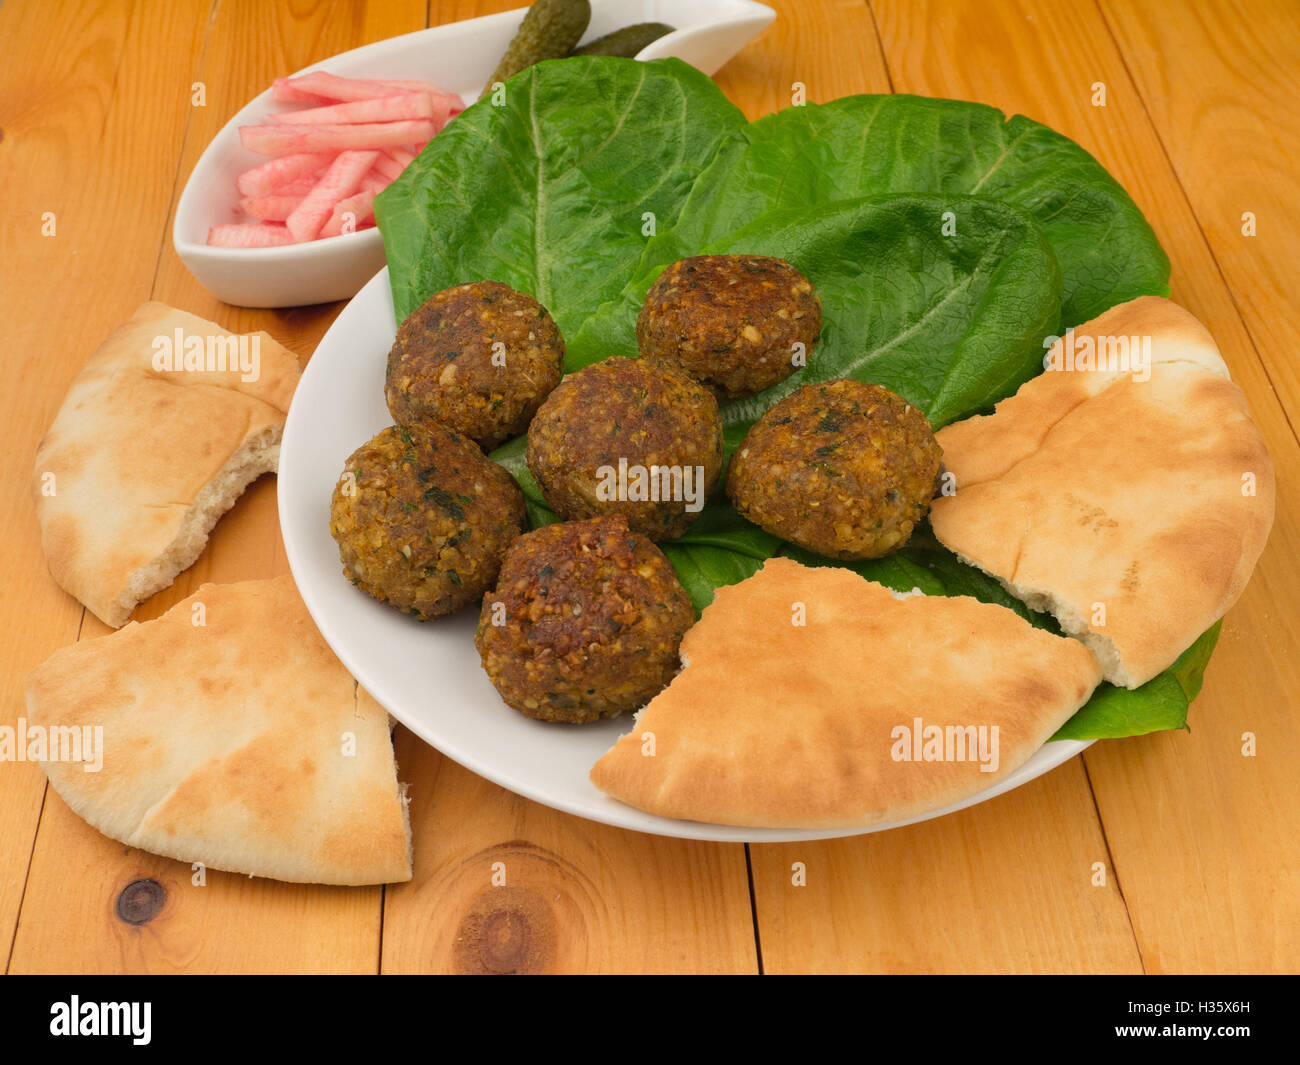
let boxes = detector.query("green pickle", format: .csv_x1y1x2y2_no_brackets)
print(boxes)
569,22,675,58
483,0,591,94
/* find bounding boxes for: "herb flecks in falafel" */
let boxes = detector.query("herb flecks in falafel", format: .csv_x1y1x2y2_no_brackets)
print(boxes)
330,424,525,619
637,254,821,402
475,515,694,723
727,379,942,560
387,280,564,451
526,357,724,541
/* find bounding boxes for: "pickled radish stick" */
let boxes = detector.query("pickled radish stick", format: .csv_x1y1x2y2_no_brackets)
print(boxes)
285,150,378,242
235,152,332,197
360,170,389,195
318,190,377,238
386,146,417,169
370,153,404,183
277,71,452,103
267,93,437,126
207,223,295,248
239,195,304,222
239,119,436,156
215,72,461,247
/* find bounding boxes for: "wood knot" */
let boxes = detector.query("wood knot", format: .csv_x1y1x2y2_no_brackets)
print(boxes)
115,878,164,925
454,885,557,975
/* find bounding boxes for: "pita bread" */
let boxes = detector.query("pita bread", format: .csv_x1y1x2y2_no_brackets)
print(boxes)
590,557,1102,829
24,575,412,885
930,297,1274,688
33,302,301,628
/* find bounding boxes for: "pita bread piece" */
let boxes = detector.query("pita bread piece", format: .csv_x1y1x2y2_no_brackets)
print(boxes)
930,297,1274,688
590,557,1102,829
25,575,412,885
33,302,301,627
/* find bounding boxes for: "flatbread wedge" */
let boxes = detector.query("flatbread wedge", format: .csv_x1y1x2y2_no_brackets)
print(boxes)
24,575,412,885
590,557,1103,829
929,296,1274,688
33,302,301,628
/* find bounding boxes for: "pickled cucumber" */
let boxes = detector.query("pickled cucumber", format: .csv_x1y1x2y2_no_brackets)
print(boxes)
569,22,675,58
483,0,591,95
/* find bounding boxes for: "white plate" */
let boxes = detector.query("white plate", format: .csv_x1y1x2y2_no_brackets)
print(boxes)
278,267,1094,842
174,0,776,309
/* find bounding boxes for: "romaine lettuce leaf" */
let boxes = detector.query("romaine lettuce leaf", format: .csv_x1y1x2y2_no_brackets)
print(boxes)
570,92,1170,364
385,60,1204,739
573,194,1062,432
376,56,746,333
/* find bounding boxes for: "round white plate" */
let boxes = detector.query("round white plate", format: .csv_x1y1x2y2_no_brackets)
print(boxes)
278,267,1093,842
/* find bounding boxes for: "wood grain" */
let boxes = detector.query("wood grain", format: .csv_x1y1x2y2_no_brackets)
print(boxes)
751,765,1142,974
1,0,1296,975
868,0,1300,974
381,729,758,974
0,0,213,970
7,0,428,975
730,0,1141,975
1100,0,1300,430
368,0,760,976
711,0,894,118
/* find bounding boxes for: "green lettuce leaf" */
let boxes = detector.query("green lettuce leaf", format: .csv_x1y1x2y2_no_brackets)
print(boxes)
780,530,1054,628
1052,622,1222,740
384,63,1206,740
375,56,746,333
573,194,1062,433
570,92,1169,364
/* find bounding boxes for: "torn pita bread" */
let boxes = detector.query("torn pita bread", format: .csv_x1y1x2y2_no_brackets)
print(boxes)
24,575,412,885
33,302,301,628
590,557,1102,829
930,296,1274,688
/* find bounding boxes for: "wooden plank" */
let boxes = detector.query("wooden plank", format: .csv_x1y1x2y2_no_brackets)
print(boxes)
751,766,1142,973
8,0,427,975
867,0,1300,974
1100,0,1300,430
0,0,213,971
734,0,1140,975
381,729,758,974
711,0,895,118
364,0,758,975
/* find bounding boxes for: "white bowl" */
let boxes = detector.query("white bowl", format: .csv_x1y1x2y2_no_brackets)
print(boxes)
278,266,1095,842
173,0,776,308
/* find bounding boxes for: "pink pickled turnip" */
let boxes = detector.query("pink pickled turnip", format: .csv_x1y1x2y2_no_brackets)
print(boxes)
239,119,437,156
319,189,377,238
239,195,305,222
267,93,436,126
285,150,378,242
236,152,332,197
207,223,295,248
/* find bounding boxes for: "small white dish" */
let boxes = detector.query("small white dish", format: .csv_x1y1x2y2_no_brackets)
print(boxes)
278,266,1095,843
173,0,776,308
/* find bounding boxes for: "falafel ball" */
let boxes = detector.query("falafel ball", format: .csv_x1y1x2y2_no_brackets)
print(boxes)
636,254,821,402
475,515,694,723
386,280,564,451
526,357,724,541
330,424,525,619
727,379,942,560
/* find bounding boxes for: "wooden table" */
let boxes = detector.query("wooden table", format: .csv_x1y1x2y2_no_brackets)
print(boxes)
2,0,1296,975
